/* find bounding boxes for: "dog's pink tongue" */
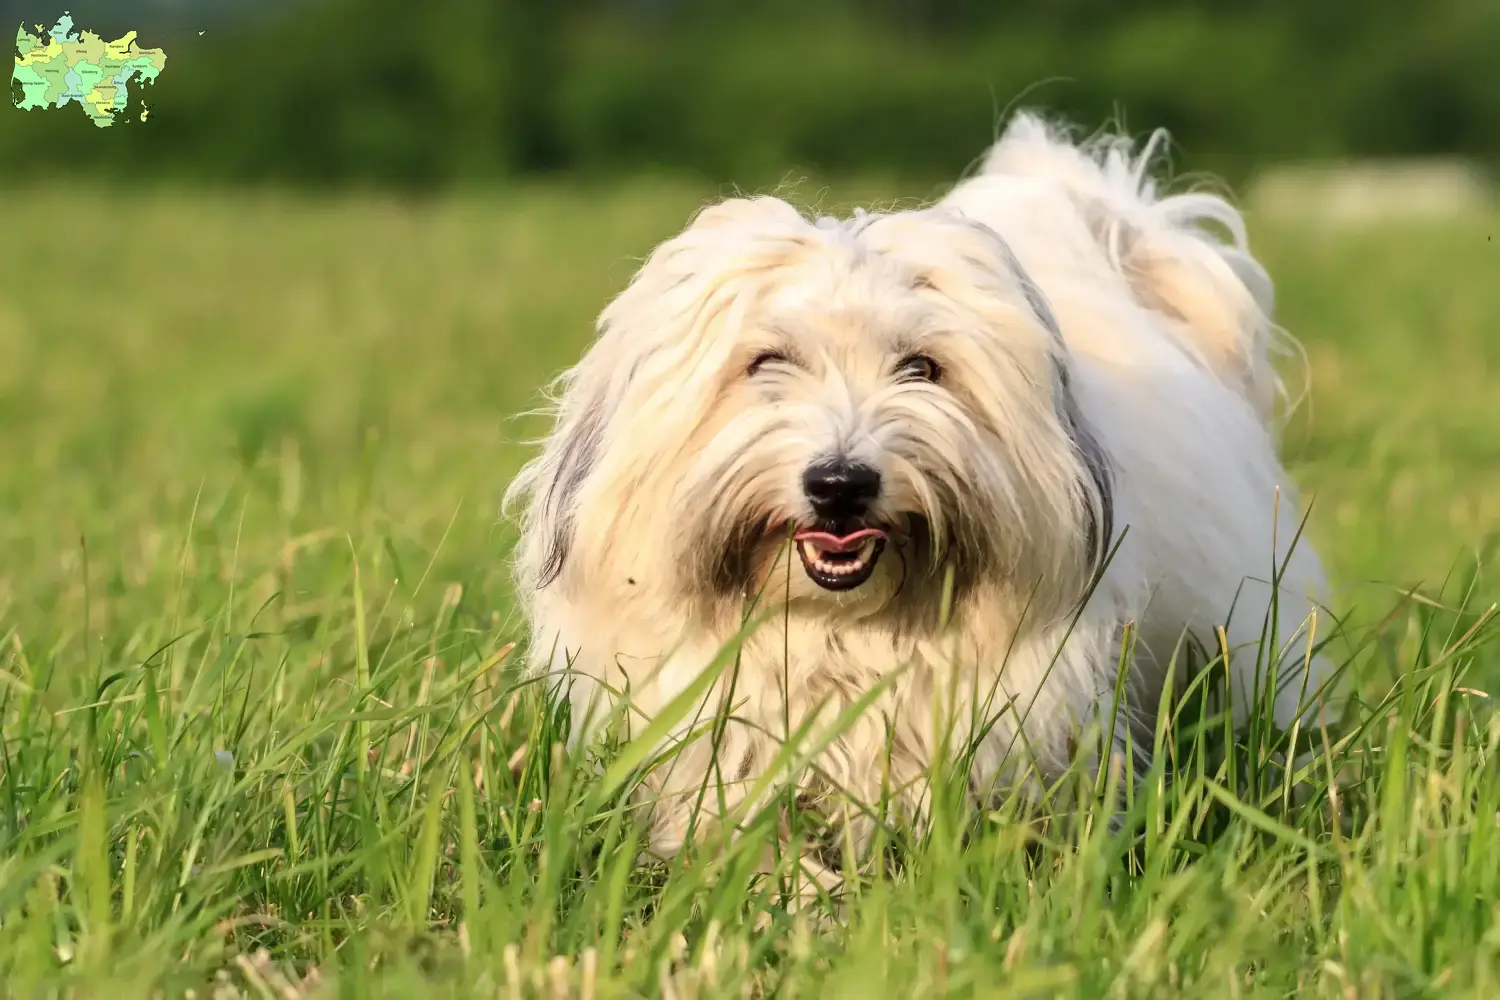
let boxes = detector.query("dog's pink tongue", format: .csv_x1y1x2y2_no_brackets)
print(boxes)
793,527,888,553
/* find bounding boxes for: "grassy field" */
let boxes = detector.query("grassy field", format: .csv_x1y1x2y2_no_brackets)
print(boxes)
1,180,1499,998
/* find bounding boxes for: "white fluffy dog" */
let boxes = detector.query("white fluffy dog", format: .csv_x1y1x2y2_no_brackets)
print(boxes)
506,114,1335,861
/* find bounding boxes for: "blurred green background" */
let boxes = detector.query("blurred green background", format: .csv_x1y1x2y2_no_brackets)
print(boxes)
5,0,1500,620
4,0,1498,635
5,0,1500,188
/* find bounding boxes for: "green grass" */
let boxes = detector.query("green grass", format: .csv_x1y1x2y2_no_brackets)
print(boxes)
1,180,1499,998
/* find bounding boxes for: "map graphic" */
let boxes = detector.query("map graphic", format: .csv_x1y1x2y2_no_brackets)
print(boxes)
12,12,167,127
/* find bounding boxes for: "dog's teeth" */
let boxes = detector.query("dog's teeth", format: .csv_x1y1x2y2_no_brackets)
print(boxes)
798,535,882,585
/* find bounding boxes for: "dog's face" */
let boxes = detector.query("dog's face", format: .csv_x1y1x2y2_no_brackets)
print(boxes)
510,197,1111,631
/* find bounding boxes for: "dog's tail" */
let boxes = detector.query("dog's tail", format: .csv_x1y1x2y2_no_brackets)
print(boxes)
974,112,1294,420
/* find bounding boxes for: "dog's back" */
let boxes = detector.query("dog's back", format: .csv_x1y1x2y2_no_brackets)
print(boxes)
943,114,1336,731
941,113,1287,422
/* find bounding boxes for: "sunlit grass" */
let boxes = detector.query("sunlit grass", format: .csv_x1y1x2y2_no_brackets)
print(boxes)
0,182,1498,996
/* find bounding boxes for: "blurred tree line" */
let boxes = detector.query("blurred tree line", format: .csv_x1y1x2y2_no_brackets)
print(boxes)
5,0,1498,187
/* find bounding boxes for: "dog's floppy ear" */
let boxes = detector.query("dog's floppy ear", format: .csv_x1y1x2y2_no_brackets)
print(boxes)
1014,268,1116,577
973,218,1116,575
507,350,623,591
533,379,608,587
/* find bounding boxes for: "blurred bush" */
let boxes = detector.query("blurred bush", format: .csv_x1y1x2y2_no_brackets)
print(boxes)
5,0,1498,187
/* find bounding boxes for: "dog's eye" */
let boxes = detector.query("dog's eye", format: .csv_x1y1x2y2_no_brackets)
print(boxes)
747,350,790,377
895,354,942,384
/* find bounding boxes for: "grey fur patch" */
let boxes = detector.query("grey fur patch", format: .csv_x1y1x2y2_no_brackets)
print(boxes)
536,400,606,587
955,211,1117,576
1057,385,1116,576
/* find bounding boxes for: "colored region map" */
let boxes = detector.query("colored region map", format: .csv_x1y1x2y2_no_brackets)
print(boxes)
12,13,167,127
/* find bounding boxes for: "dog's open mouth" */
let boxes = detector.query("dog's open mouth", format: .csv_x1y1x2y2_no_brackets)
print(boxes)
793,527,887,591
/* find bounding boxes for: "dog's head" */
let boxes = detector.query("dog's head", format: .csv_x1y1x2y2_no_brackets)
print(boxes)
508,196,1112,631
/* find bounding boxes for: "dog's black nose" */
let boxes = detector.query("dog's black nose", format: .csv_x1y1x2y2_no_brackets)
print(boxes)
803,459,881,522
